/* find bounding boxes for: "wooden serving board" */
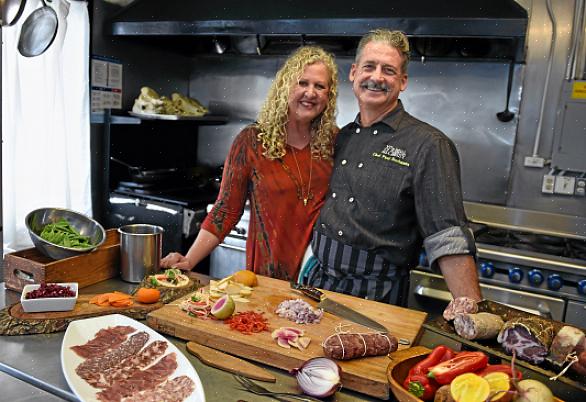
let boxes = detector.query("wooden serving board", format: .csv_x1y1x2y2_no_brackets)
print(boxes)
147,275,427,399
0,294,163,336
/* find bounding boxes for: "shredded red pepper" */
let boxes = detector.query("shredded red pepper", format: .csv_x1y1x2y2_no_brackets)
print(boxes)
225,311,269,335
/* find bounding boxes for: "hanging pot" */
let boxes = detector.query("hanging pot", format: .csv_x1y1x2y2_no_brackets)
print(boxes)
1,0,27,26
17,0,58,57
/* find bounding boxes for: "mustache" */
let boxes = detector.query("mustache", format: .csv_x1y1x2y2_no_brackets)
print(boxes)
360,80,390,92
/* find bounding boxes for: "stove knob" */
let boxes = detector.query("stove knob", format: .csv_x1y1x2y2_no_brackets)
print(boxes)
480,262,494,278
578,279,586,295
528,269,544,286
508,267,523,284
547,274,563,291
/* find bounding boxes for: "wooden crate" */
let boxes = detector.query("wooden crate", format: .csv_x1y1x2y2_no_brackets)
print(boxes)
4,229,120,292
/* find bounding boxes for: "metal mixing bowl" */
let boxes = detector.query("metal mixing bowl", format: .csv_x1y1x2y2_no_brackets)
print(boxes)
25,208,106,260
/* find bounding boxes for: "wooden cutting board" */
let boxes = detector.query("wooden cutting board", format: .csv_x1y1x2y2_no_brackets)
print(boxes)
147,275,427,399
0,294,162,336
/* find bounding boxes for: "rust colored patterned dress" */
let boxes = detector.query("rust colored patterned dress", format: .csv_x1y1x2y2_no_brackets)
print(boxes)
201,126,333,280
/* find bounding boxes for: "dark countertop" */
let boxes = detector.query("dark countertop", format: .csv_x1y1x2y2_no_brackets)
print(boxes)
0,277,388,401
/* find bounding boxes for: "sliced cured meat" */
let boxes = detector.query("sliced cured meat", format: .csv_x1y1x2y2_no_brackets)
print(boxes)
84,340,168,388
122,376,195,402
76,332,149,381
97,353,178,402
548,325,585,366
454,312,504,340
443,297,478,321
71,326,136,358
497,317,554,364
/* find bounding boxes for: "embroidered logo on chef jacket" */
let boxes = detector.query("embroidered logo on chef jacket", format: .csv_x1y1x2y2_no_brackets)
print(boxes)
372,144,410,167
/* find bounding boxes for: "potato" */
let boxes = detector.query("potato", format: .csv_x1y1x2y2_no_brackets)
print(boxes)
434,385,455,402
513,379,554,402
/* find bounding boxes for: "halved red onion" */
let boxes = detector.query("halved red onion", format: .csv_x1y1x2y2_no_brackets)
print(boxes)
290,357,342,398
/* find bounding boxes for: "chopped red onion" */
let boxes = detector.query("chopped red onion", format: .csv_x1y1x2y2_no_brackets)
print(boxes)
275,299,323,324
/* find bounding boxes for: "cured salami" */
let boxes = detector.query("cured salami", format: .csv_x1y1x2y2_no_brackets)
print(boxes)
548,325,585,367
497,317,554,364
122,376,196,402
70,326,136,358
443,297,478,321
96,353,178,402
76,332,150,380
322,332,398,360
84,340,168,388
453,312,504,340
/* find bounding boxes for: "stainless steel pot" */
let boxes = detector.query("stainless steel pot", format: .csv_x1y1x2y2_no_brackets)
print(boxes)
118,224,164,283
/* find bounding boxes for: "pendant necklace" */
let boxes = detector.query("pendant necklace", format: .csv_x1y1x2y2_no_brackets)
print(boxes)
289,146,313,206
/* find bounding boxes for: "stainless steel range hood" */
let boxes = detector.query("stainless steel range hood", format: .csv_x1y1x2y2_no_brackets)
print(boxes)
109,0,527,39
108,0,528,59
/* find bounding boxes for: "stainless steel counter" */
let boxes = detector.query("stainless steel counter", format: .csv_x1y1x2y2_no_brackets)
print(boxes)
0,279,383,402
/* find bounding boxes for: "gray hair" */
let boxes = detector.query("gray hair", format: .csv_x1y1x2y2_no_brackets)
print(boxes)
355,29,410,73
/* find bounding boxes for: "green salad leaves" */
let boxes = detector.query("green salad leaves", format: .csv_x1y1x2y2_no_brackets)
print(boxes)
40,218,93,249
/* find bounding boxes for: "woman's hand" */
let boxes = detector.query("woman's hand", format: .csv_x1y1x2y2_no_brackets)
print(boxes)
160,252,193,271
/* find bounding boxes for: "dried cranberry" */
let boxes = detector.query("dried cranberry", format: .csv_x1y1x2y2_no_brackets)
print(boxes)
25,283,75,299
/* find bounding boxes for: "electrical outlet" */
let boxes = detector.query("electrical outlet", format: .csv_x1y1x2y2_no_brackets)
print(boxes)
542,175,555,194
554,176,576,195
525,156,545,168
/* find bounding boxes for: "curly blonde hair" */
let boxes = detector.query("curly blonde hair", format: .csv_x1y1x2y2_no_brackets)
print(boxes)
256,46,338,160
356,29,410,74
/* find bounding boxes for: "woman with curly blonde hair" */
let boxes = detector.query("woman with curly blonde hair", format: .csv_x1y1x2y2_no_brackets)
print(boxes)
161,46,338,280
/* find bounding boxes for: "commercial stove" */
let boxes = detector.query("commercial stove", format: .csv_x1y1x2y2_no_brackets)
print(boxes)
107,182,217,257
408,202,586,327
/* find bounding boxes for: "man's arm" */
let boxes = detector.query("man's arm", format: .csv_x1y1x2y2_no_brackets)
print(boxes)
438,254,482,301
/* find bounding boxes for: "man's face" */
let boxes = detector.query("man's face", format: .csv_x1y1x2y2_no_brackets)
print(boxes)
349,41,408,111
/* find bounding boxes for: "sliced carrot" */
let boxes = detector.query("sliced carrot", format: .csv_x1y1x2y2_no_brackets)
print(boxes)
111,299,133,307
107,292,132,303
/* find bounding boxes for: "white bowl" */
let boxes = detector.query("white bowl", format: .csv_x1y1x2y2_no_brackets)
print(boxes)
20,283,79,313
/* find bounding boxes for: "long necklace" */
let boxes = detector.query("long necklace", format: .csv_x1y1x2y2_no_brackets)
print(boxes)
289,146,313,206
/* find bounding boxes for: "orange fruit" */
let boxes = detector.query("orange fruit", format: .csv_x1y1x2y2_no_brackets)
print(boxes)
233,270,258,287
450,373,490,402
135,288,161,304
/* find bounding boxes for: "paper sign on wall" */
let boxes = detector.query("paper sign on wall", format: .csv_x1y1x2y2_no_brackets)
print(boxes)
91,55,123,112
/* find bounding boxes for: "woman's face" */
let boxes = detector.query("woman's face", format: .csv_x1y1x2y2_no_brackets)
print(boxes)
288,62,330,124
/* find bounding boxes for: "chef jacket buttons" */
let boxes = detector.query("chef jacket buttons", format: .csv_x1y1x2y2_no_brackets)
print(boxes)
358,162,364,168
341,159,347,166
355,128,361,134
337,230,343,236
332,192,337,198
348,197,355,203
373,130,378,135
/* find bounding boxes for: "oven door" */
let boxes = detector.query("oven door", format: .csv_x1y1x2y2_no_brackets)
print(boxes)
108,194,184,256
408,270,566,321
209,234,246,279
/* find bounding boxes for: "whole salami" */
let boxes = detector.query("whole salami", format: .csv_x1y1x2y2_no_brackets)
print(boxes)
453,313,504,340
322,332,398,360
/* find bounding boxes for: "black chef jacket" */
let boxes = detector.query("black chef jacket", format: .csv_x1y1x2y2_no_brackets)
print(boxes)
309,101,476,303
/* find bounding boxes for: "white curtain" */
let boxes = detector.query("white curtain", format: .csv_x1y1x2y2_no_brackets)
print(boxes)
2,0,91,254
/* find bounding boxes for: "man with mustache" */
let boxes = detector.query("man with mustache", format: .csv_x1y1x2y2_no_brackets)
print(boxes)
306,29,482,307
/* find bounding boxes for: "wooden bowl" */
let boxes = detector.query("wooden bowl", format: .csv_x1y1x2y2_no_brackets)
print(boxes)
387,346,431,402
387,346,566,402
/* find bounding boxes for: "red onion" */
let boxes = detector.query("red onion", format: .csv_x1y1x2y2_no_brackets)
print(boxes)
290,357,342,398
